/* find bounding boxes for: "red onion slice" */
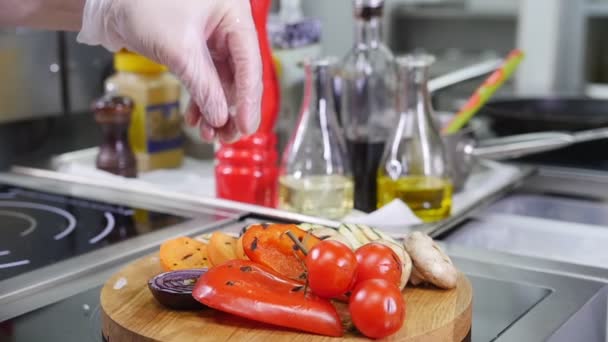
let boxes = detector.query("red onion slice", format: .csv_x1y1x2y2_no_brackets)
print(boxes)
148,268,208,310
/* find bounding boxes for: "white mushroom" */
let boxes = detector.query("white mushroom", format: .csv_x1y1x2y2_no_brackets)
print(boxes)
403,231,458,290
409,267,426,286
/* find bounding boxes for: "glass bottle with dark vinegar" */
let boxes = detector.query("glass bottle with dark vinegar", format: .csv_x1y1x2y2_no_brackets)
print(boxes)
340,0,397,212
377,54,452,223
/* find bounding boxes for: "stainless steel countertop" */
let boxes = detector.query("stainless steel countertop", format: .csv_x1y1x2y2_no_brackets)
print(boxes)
2,168,608,341
0,172,244,321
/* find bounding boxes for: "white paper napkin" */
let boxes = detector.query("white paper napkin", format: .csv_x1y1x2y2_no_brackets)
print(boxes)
342,199,423,235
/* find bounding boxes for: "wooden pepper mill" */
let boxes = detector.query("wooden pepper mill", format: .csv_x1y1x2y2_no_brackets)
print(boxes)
93,94,137,178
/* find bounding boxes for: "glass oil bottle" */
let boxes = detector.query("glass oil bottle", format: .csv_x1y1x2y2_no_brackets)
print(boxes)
377,54,453,222
279,58,353,219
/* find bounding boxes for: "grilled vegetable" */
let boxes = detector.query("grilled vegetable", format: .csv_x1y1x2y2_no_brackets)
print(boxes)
148,269,208,310
159,237,210,271
297,223,324,231
369,240,412,290
242,223,321,282
341,224,370,246
355,224,398,244
208,232,238,266
359,224,383,242
192,259,343,337
337,224,364,249
235,235,249,260
309,227,340,240
404,232,457,289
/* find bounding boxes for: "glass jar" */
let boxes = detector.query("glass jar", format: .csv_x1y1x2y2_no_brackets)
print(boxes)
377,54,453,222
340,0,398,213
279,57,353,219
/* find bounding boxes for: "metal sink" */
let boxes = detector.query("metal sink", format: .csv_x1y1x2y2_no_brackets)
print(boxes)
548,285,608,342
447,247,607,342
439,166,608,270
468,275,551,341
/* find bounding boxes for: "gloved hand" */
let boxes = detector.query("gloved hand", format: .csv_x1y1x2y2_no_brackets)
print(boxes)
77,0,262,143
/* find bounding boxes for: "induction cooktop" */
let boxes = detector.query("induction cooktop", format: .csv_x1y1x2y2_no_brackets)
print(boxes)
0,184,188,281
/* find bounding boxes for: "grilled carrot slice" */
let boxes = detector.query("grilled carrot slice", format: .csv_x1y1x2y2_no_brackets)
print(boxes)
159,237,210,271
208,232,238,266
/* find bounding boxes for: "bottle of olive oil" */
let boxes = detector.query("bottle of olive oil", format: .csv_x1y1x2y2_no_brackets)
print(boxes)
377,54,452,222
279,57,353,219
377,175,452,222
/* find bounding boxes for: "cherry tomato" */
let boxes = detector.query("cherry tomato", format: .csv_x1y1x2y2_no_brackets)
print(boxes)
349,279,406,339
306,240,358,298
355,243,402,287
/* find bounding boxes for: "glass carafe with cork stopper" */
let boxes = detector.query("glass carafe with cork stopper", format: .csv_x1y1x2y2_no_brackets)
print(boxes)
377,54,453,223
279,57,353,219
340,0,397,213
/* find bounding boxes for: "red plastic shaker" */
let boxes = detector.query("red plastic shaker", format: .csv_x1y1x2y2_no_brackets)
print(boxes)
214,0,280,207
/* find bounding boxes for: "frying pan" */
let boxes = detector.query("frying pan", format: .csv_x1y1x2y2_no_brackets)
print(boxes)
477,97,608,168
442,125,608,191
430,64,608,187
479,97,608,134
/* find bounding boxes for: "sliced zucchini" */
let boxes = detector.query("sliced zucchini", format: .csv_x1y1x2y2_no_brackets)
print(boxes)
342,224,371,245
297,223,334,231
369,226,399,244
310,227,340,240
338,224,363,249
325,234,355,250
358,224,383,242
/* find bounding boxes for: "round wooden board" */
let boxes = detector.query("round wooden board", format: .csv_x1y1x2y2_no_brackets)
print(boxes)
101,254,472,342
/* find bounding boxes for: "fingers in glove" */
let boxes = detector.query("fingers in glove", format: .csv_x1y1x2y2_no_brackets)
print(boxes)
226,15,263,136
180,46,229,128
200,118,217,141
185,101,201,126
217,117,240,144
186,101,217,142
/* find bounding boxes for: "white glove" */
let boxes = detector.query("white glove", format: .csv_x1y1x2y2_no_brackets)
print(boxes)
77,0,263,143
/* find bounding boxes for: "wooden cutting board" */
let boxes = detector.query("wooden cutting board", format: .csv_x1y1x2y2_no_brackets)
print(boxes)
101,254,472,342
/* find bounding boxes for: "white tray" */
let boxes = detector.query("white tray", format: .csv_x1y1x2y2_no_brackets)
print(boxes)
50,147,533,237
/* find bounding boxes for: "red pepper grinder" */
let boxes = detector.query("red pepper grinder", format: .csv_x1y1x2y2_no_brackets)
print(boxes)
214,0,280,207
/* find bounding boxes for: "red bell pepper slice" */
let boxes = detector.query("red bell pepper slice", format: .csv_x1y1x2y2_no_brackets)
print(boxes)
242,223,321,282
192,259,343,337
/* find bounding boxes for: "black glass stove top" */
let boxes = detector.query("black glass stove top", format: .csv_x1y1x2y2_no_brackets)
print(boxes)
0,185,188,282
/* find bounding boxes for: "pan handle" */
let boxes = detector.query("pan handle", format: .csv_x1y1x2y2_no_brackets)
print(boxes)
571,127,608,144
470,132,573,160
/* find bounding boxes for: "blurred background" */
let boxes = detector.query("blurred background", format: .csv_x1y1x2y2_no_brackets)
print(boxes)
0,0,607,168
